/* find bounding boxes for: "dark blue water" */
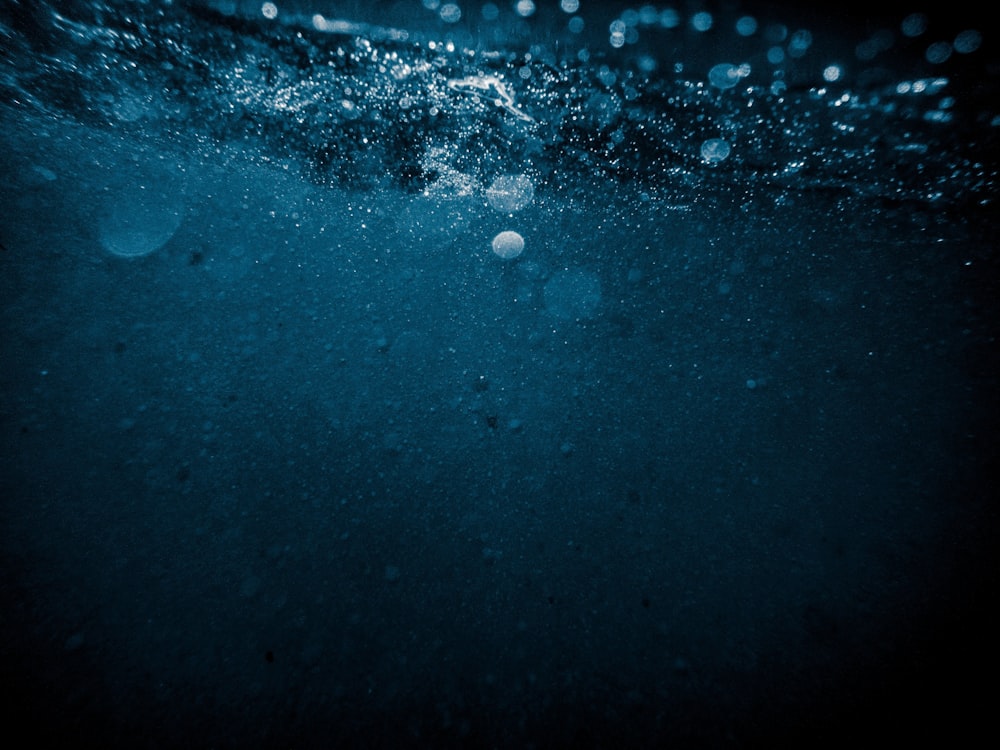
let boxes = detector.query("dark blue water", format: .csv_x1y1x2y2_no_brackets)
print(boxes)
1,1,997,747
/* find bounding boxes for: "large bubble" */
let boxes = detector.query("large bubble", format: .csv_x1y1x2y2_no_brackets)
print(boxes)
701,138,732,164
486,174,534,213
491,230,525,259
707,63,748,90
98,179,185,258
543,268,602,320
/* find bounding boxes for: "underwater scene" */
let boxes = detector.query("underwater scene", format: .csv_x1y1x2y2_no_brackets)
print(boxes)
1,0,997,747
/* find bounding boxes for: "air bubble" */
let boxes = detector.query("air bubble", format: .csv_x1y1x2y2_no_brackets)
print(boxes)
954,30,982,55
486,174,534,213
701,138,732,163
98,181,185,258
492,231,525,259
708,63,745,90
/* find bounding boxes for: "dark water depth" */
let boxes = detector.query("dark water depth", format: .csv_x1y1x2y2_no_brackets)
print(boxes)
1,1,998,748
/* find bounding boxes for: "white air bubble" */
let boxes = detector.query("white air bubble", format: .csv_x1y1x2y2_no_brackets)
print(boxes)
492,231,525,259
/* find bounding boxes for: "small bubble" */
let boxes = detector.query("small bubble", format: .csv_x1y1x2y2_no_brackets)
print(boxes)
822,65,843,82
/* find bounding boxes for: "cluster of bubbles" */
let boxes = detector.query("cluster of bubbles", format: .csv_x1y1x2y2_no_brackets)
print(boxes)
603,4,785,60
860,13,983,65
4,0,992,264
249,1,984,87
604,3,983,78
420,0,542,25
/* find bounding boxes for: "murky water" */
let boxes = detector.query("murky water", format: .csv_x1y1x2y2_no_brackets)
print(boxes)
1,1,997,747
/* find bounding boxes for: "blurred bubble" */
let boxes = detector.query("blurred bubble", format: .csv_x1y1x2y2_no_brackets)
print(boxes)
659,9,680,28
691,12,713,33
901,13,928,38
708,63,747,90
486,174,534,213
439,3,461,23
736,16,758,37
788,29,813,58
856,30,894,62
954,30,982,54
701,138,732,164
98,177,185,258
926,41,953,64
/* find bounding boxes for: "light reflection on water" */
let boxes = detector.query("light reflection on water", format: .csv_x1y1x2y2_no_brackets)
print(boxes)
1,0,993,211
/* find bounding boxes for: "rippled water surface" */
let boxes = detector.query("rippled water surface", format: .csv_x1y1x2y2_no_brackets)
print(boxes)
1,1,997,747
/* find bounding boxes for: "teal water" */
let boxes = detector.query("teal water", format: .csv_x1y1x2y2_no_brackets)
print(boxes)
1,2,997,747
